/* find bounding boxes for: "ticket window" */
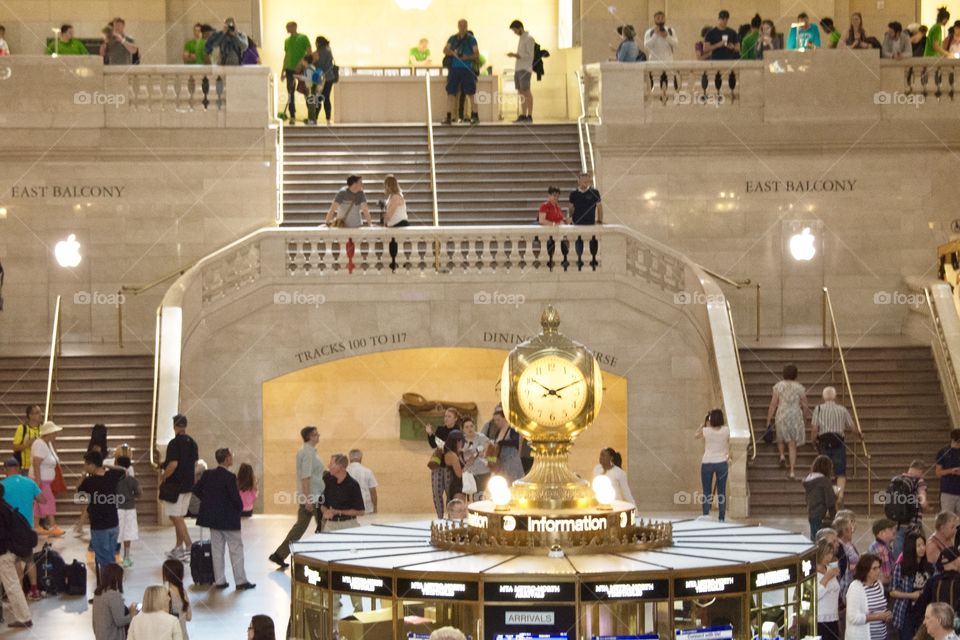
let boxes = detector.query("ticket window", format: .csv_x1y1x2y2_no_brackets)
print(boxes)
582,600,672,640
400,600,480,638
673,596,745,640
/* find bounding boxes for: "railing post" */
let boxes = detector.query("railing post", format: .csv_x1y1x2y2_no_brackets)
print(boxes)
425,73,439,227
118,288,124,348
755,283,760,342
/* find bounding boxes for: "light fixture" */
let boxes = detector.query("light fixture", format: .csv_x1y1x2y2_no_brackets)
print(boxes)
788,227,816,261
592,475,616,509
55,233,82,267
488,475,511,511
0,206,7,219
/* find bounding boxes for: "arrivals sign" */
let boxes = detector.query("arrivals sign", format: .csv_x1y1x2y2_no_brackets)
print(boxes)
484,582,577,602
673,574,746,597
581,580,669,601
397,577,479,601
332,571,394,596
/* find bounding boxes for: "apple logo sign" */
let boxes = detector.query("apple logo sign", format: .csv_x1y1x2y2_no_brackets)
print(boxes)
789,228,816,261
55,234,82,267
502,515,516,532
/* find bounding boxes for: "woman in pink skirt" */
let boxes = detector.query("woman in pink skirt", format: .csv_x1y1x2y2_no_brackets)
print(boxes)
31,421,64,536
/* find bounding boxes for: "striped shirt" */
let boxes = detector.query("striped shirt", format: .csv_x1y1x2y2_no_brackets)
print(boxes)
866,580,888,640
813,402,853,436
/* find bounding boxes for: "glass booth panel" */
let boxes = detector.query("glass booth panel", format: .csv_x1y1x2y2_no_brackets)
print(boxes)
582,601,672,640
674,596,745,640
400,600,479,639
334,594,393,640
293,584,331,640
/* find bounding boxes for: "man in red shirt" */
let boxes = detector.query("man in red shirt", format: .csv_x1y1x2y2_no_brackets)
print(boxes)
538,186,568,226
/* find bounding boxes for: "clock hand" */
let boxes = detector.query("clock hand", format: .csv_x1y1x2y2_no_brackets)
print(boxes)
554,379,584,393
531,379,553,393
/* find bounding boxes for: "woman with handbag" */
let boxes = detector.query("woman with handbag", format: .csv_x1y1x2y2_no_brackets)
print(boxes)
426,408,461,518
313,36,335,125
490,407,525,483
31,421,65,536
443,431,467,502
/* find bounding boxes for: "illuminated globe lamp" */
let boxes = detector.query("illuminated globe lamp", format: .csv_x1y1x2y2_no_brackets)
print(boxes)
430,306,672,554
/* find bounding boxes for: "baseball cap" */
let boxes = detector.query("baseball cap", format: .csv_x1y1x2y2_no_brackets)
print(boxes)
173,414,188,428
4,457,20,467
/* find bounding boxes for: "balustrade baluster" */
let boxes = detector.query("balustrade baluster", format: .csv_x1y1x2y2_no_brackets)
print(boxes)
575,236,585,271
374,239,384,273
445,239,456,272
181,75,195,112
346,238,357,274
417,240,427,274
331,240,342,272
388,238,398,272
502,238,513,271
921,67,929,98
905,67,914,95
201,75,211,110
165,75,178,111
935,68,943,100
950,70,956,100
358,239,369,274
459,239,470,273
215,76,225,110
700,72,708,104
286,240,300,275
517,237,528,271
589,236,599,271
728,71,737,101
301,240,313,275
473,238,486,272
546,235,556,271
137,76,150,110
560,236,570,271
531,236,542,270
315,240,328,274
401,238,413,273
488,238,499,272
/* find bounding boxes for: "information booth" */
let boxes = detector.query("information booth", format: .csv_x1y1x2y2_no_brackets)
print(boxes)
290,521,816,640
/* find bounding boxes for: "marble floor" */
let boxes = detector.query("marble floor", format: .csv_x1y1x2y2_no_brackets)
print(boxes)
2,511,888,639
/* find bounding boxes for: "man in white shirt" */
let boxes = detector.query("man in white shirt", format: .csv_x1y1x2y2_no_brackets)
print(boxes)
347,449,378,514
508,20,535,123
643,11,678,61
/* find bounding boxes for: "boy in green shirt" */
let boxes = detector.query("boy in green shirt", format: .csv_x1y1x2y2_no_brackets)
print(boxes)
47,24,90,55
926,7,951,56
183,23,207,64
409,38,431,65
740,14,762,59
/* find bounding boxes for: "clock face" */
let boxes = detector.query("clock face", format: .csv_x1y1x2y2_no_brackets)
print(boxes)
516,354,588,427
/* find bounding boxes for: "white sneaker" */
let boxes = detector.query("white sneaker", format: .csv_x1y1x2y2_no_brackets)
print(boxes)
696,515,711,521
166,546,183,559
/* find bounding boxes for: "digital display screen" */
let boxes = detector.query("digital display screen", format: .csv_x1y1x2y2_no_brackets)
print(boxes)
332,571,394,596
592,635,660,640
397,577,479,601
484,582,577,602
293,563,327,588
673,574,746,597
751,565,798,590
581,580,669,601
485,605,576,640
675,625,734,640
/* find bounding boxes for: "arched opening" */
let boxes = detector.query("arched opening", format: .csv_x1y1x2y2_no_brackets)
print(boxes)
262,347,627,514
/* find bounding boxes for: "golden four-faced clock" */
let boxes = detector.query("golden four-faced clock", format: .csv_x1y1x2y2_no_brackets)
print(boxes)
500,306,603,442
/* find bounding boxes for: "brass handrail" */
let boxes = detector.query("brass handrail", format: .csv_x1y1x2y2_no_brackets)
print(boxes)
117,266,194,348
425,73,439,226
148,305,162,471
700,267,750,289
726,300,756,460
925,286,960,418
822,287,872,515
44,295,63,420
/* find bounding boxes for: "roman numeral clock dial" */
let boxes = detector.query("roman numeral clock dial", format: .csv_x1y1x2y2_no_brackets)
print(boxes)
515,355,588,427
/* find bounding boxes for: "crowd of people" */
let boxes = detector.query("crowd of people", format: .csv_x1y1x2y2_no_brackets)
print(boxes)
612,7,960,62
320,171,603,228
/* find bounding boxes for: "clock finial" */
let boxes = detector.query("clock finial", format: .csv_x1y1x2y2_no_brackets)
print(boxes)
540,305,560,333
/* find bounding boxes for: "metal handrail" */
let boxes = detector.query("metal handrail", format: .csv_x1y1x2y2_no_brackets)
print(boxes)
822,287,872,514
44,296,63,420
148,305,162,471
425,73,439,226
117,266,193,348
727,300,756,460
574,70,597,176
700,267,750,289
925,286,960,416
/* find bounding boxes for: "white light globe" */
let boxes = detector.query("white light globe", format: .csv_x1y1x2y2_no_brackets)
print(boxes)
488,475,511,506
592,475,616,505
55,233,82,267
789,227,816,261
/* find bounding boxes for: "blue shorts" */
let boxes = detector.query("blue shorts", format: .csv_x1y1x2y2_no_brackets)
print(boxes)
446,66,477,96
822,444,847,476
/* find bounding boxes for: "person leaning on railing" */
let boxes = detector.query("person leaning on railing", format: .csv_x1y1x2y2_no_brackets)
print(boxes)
883,22,914,59
926,7,952,57
47,25,90,56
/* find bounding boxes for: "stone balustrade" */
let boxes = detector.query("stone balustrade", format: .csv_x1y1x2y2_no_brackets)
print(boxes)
586,51,960,124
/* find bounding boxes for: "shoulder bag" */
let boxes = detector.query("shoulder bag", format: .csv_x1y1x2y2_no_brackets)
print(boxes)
51,463,67,495
427,447,444,470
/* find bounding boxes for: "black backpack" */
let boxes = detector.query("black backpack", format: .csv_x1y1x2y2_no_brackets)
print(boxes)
885,475,919,524
1,502,37,558
34,542,67,594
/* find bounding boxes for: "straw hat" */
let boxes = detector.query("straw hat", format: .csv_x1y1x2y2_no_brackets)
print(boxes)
38,421,62,437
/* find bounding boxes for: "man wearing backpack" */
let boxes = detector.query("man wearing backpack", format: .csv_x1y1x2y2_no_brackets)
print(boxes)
0,483,35,628
886,460,928,559
2,457,45,600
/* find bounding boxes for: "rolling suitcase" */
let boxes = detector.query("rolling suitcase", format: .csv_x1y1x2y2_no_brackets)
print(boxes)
190,531,215,585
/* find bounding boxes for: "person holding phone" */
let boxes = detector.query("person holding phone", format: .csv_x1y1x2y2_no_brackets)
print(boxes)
890,531,930,640
817,539,842,640
704,10,740,60
695,409,729,521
